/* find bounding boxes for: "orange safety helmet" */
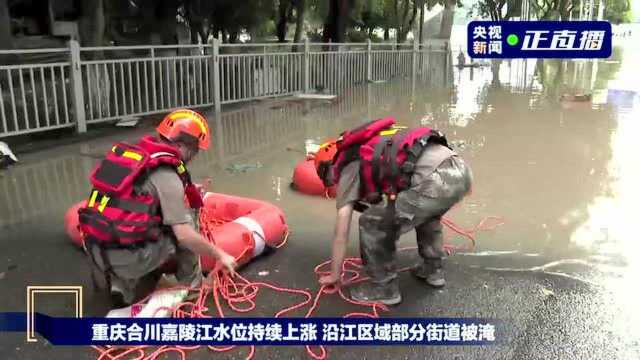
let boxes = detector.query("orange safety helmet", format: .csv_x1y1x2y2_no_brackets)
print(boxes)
314,139,338,186
156,109,210,150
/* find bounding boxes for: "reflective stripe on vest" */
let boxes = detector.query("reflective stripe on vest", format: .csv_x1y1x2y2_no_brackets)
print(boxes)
87,189,154,214
112,146,144,161
88,190,99,208
122,152,142,161
176,162,186,174
88,190,110,212
150,152,176,159
378,126,407,137
98,195,111,212
149,151,186,174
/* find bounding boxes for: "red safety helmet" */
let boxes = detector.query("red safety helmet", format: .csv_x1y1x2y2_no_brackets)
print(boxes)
156,109,210,150
314,139,338,186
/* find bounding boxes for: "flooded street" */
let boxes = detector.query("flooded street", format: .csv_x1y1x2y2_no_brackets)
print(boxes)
2,33,640,359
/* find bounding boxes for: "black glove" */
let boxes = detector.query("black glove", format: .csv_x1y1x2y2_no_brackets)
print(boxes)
353,201,370,213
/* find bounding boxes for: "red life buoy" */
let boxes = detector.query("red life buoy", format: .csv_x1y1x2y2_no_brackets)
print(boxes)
199,192,288,271
63,192,288,272
291,158,337,198
64,200,86,247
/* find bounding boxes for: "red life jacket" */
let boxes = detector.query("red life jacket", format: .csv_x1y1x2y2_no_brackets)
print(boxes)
78,135,203,248
332,117,450,204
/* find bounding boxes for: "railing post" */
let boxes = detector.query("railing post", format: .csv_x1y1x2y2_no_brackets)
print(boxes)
68,39,86,134
412,38,418,97
427,43,432,82
208,40,215,103
212,38,221,115
150,48,157,110
366,80,372,120
366,39,372,82
303,37,310,93
443,40,450,86
412,37,418,81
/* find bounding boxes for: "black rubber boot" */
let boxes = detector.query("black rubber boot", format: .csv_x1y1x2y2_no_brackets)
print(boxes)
412,258,445,288
349,279,402,305
110,288,127,309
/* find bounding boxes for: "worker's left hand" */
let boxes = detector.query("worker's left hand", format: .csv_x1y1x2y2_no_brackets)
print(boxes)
319,273,340,287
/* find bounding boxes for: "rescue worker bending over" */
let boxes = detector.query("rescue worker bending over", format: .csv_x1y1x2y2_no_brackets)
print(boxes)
315,117,472,305
79,109,236,307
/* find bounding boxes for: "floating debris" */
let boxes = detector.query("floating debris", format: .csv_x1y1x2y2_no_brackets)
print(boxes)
305,139,320,155
225,162,263,173
0,272,5,280
451,140,466,149
295,93,337,101
258,271,270,276
559,93,592,102
286,146,306,154
0,141,18,169
540,287,555,297
115,117,140,127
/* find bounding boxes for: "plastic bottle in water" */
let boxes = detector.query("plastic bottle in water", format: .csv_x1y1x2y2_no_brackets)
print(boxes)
305,139,320,155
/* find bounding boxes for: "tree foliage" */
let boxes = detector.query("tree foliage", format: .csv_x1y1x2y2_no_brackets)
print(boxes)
183,0,275,42
604,0,632,24
6,0,635,47
470,0,524,21
392,0,419,42
183,0,458,43
6,0,469,46
471,0,631,22
530,0,577,20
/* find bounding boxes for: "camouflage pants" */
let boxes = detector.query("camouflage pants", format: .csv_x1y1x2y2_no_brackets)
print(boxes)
358,156,473,284
89,234,202,305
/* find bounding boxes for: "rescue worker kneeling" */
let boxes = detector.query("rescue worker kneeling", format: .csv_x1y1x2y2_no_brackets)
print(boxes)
316,117,472,305
78,109,237,308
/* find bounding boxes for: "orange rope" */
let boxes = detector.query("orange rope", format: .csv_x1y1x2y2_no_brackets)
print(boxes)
92,202,504,360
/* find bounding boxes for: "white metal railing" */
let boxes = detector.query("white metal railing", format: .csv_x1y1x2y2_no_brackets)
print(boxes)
0,77,425,227
0,48,74,136
0,39,449,138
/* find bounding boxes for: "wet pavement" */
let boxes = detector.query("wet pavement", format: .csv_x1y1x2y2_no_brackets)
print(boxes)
2,31,640,359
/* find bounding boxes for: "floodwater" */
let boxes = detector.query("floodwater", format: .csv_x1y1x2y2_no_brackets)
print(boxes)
1,32,640,359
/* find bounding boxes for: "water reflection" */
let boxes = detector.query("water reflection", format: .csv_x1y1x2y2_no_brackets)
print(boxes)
450,66,492,127
568,44,639,263
0,155,94,227
566,43,640,351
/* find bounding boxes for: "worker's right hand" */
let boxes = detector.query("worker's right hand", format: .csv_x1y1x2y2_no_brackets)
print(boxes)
215,252,238,278
196,178,213,197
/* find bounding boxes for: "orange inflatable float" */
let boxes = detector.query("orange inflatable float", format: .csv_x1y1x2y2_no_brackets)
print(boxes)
198,192,288,271
64,200,86,247
63,192,289,272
